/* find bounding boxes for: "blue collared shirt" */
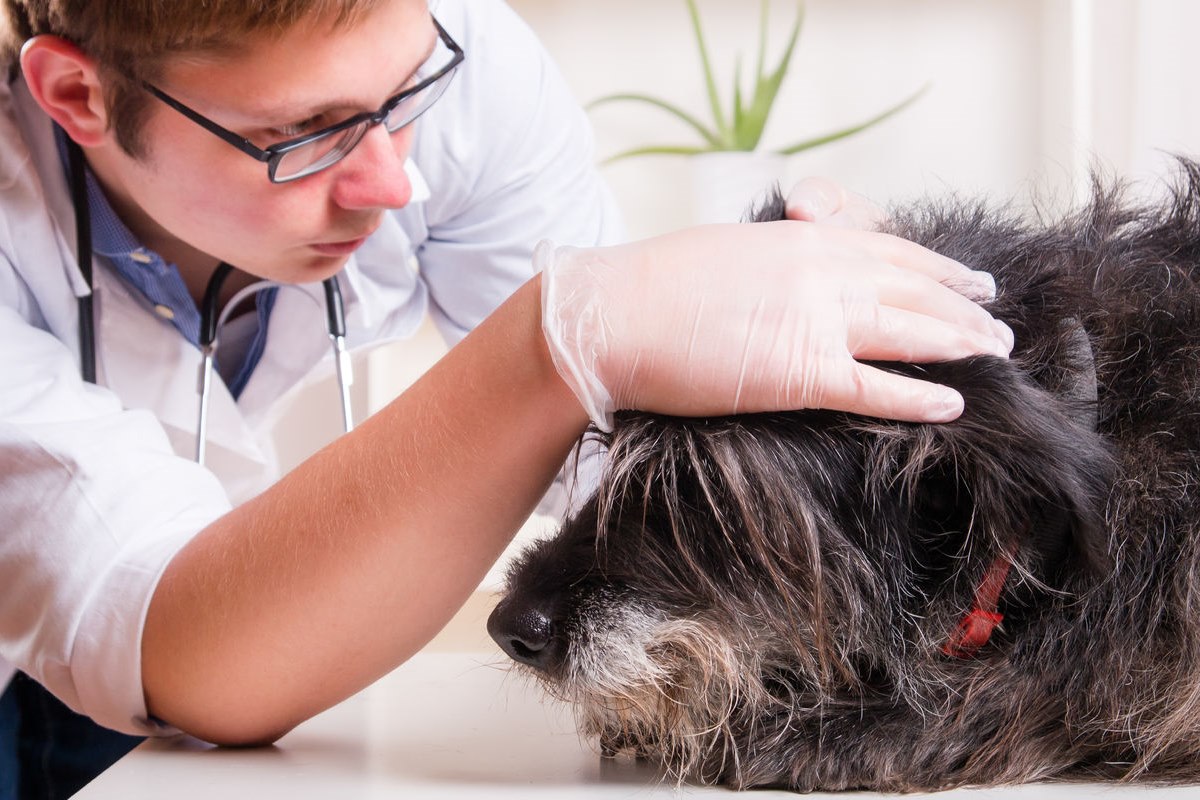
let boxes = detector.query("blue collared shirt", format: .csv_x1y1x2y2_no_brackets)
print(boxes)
56,129,275,399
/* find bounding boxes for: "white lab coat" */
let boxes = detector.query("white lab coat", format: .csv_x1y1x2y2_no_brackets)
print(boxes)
0,0,622,735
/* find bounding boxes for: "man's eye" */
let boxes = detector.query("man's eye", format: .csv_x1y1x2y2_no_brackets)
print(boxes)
272,120,316,137
270,116,325,140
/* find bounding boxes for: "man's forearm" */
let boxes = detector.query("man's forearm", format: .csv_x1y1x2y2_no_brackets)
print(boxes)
141,275,587,744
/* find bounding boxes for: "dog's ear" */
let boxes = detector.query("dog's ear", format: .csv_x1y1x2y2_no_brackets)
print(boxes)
871,357,1116,584
951,357,1114,579
1019,320,1112,576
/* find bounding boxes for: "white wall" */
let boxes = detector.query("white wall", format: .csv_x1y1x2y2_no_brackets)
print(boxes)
1115,1,1200,178
507,0,1200,239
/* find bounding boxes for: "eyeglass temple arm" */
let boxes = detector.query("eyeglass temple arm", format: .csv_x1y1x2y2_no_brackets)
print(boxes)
143,84,272,163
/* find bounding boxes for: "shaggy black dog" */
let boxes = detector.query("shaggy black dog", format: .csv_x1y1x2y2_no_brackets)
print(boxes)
488,161,1200,791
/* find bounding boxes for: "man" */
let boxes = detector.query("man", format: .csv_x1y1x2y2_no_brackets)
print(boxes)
0,0,1011,795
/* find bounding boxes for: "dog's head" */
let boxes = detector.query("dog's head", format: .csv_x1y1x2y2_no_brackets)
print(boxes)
488,191,1119,787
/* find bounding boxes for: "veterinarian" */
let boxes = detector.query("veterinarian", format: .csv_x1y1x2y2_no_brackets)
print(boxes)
0,0,1014,795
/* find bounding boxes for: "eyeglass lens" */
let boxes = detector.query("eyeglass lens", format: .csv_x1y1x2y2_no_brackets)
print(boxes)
271,35,459,182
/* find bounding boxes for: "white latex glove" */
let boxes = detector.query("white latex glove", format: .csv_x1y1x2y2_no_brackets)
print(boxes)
539,220,1012,431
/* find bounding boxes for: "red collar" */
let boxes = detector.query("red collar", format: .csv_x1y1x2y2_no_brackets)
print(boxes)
941,545,1016,659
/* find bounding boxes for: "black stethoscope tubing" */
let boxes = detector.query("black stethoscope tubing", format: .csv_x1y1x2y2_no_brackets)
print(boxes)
66,136,96,383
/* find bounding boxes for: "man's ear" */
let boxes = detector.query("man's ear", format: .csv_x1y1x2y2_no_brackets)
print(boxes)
20,35,109,147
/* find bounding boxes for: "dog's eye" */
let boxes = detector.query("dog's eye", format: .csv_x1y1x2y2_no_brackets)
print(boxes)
913,469,970,534
907,470,975,588
920,490,956,526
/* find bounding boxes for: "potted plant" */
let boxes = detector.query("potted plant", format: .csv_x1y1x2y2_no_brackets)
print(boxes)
590,0,926,223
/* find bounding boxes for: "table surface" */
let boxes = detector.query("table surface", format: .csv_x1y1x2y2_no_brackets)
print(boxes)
78,596,1200,800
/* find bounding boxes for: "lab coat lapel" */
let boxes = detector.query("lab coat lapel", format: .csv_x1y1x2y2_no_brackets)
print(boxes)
93,269,276,497
5,77,92,345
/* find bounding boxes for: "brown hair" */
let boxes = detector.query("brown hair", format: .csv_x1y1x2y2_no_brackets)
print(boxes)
2,0,384,155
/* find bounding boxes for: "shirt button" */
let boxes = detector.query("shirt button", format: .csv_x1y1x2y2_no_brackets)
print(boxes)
154,304,175,320
130,249,153,264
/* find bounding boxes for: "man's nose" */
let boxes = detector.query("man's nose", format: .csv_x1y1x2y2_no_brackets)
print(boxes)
329,123,413,210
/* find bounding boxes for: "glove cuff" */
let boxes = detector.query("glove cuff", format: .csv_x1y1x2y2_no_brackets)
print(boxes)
536,240,616,432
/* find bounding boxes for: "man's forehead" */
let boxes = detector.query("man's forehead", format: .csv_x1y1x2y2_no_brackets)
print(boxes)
160,0,435,123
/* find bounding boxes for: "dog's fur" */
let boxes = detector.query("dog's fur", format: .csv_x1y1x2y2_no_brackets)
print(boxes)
488,161,1200,792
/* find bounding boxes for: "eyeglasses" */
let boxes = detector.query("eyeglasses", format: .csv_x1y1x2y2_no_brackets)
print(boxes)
143,16,464,183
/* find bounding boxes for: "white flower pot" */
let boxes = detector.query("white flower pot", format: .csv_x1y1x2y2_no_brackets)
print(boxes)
688,151,787,225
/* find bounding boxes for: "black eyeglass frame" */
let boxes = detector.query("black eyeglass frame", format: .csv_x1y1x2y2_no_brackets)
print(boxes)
143,17,464,183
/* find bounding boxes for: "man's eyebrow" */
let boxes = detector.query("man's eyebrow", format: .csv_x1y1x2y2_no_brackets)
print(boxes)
255,31,439,126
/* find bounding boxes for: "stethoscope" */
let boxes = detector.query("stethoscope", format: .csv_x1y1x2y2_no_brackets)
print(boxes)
66,135,354,467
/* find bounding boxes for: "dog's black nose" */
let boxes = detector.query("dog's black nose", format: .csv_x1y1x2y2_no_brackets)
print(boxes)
487,598,562,672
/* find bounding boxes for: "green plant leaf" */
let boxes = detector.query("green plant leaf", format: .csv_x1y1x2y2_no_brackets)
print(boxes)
731,55,745,149
587,0,924,159
754,0,768,87
601,145,714,164
589,93,721,148
736,0,805,150
775,83,930,155
685,0,728,141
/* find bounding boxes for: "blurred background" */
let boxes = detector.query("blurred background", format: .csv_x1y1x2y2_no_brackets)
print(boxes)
509,0,1199,238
